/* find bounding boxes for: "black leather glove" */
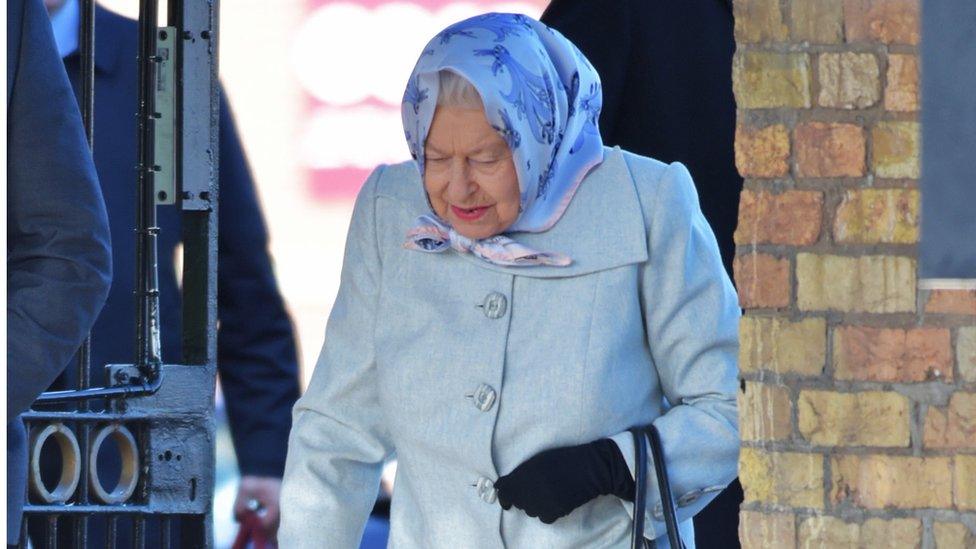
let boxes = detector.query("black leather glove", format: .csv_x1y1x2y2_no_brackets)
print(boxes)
494,438,635,524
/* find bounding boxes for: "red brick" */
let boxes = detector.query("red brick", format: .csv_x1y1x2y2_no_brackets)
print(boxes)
833,326,954,383
925,290,976,315
735,190,823,246
734,253,791,309
735,124,791,178
885,54,919,112
795,123,866,177
844,0,920,45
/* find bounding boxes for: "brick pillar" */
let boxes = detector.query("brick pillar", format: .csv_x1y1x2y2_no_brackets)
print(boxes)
732,1,976,547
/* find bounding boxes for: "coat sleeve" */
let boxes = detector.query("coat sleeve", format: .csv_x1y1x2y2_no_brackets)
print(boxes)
279,166,394,549
215,92,301,478
609,160,740,541
6,0,113,419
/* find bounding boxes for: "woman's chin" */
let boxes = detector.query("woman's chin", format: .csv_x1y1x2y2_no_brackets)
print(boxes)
451,220,499,240
454,227,495,240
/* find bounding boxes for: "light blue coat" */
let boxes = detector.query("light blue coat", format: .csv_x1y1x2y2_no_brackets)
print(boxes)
280,147,741,548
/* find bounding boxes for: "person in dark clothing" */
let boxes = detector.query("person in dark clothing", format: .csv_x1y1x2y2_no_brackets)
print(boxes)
541,1,744,546
6,0,113,544
542,0,741,279
34,0,302,544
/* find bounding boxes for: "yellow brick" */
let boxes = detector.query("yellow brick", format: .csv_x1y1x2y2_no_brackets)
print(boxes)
956,455,976,510
817,52,880,109
832,455,953,508
798,516,921,548
734,0,789,43
739,317,827,376
739,510,796,549
741,382,793,441
733,52,812,109
796,254,916,313
873,122,920,179
934,522,974,549
799,516,860,547
791,0,844,43
924,393,976,449
741,448,824,508
798,390,910,447
958,327,976,384
833,189,919,244
861,518,923,548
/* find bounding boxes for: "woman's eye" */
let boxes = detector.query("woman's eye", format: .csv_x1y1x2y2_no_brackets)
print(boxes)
470,157,499,165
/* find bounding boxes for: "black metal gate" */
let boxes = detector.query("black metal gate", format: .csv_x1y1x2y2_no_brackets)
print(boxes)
18,0,220,546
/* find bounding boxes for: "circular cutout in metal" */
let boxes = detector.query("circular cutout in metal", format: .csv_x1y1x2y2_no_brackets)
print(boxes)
29,422,81,503
89,424,140,504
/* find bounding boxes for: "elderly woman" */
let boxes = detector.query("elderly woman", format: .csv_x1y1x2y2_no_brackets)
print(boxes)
280,13,739,549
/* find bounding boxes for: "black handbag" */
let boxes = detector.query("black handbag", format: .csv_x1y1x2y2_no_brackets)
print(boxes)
628,425,685,549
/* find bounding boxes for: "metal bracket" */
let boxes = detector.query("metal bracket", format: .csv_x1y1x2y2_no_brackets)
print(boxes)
106,364,144,387
178,22,218,212
154,27,177,205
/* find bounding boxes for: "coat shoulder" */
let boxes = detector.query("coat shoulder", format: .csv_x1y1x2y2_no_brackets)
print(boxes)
617,149,700,223
372,160,425,207
353,161,426,257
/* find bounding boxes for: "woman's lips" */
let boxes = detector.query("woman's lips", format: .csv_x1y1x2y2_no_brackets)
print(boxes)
451,204,490,221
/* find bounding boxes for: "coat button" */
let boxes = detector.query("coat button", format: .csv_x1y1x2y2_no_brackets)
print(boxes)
467,383,497,412
476,476,497,504
480,292,508,319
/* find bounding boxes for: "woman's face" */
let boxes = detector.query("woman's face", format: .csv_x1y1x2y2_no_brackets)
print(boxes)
423,106,521,240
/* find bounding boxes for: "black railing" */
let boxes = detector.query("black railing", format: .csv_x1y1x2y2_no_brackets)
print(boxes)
20,0,220,546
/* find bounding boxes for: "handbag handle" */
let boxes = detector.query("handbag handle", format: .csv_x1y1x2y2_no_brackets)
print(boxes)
629,425,685,549
647,424,684,549
628,427,649,549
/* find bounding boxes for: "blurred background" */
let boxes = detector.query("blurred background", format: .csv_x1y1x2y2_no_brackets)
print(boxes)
94,0,546,545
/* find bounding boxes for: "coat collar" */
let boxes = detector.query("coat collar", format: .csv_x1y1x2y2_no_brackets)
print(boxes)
62,5,123,75
386,146,649,279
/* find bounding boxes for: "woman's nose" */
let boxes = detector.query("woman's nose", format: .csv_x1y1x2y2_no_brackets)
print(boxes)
446,159,477,201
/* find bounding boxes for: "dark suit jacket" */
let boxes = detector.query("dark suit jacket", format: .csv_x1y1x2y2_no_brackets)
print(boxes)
542,2,743,547
6,0,113,542
542,0,741,278
51,7,301,478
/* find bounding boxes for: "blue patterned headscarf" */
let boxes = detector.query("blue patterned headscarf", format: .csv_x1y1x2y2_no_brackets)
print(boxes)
401,13,604,267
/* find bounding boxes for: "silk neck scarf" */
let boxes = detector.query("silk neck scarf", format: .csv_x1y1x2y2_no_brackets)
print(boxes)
401,12,604,267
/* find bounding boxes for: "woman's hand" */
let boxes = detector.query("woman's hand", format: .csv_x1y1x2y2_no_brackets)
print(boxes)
494,439,634,524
